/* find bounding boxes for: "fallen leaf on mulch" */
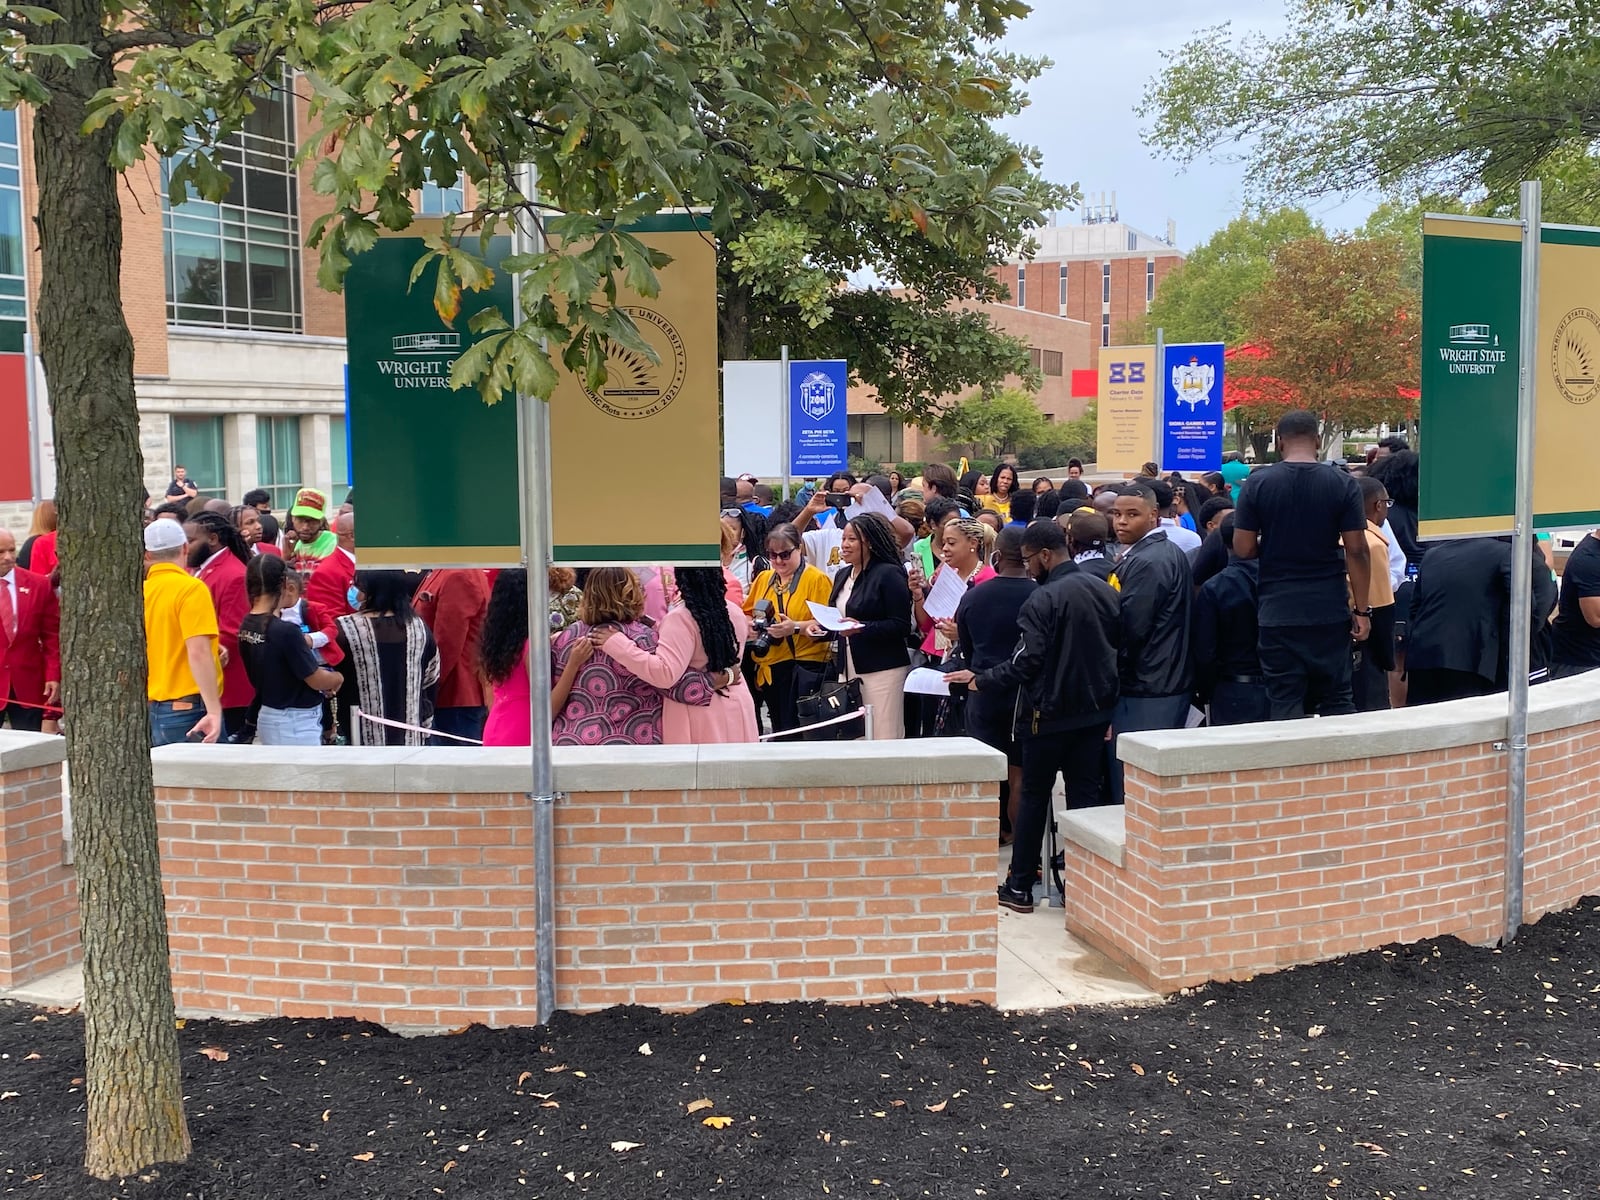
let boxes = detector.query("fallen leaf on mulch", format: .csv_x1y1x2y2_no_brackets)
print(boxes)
610,1141,642,1152
1028,1082,1053,1091
0,1092,19,1101
924,1100,948,1113
702,1116,733,1129
351,1152,374,1162
321,1110,330,1122
637,1043,652,1056
1354,1141,1390,1156
198,1048,229,1062
686,1098,714,1114
1131,1064,1145,1076
1308,1025,1327,1038
517,1071,534,1086
22,1053,40,1061
442,1161,456,1173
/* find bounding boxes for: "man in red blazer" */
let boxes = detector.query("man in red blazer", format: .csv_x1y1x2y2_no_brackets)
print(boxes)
305,511,357,627
0,529,61,733
413,568,491,744
184,512,255,737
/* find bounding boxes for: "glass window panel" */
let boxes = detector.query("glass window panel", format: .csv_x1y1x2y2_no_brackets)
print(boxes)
170,416,227,498
0,190,21,279
256,415,302,511
330,415,349,504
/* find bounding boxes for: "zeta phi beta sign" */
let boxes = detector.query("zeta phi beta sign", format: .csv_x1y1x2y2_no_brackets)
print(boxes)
789,359,848,475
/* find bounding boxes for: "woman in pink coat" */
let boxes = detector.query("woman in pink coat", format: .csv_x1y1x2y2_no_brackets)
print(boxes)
592,566,759,745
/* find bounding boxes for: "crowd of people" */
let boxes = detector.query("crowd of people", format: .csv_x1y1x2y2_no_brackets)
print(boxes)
3,412,1599,912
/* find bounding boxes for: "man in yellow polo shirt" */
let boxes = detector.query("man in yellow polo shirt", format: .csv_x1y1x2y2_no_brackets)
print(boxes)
143,518,223,746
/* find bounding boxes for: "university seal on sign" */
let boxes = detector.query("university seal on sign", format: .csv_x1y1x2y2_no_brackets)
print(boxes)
799,371,837,421
1552,307,1600,406
580,305,688,420
1171,356,1215,411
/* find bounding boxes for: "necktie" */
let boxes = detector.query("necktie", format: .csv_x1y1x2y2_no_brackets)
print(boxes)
0,578,15,641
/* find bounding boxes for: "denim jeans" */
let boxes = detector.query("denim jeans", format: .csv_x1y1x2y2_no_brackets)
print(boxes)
256,704,324,746
430,705,487,746
149,696,204,747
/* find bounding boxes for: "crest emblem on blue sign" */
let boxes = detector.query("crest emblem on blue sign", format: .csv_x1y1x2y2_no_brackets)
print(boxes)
1172,356,1216,411
799,371,837,421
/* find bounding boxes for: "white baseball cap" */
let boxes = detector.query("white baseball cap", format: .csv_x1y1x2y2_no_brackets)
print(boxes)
144,518,188,553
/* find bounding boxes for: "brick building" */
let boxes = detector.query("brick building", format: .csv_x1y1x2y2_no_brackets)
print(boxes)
992,206,1185,373
847,300,1095,467
0,80,463,531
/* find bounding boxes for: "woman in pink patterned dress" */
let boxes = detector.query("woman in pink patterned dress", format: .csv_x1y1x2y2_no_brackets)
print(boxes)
593,567,759,745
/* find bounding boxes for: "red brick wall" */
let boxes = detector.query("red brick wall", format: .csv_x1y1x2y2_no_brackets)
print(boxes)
1065,702,1600,993
0,759,78,987
153,777,996,1025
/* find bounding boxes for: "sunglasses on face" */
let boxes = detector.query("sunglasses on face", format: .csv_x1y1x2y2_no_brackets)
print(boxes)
769,547,799,560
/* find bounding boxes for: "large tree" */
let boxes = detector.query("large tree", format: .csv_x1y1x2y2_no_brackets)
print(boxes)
1140,0,1600,212
1132,207,1320,345
1233,235,1420,458
1,0,1052,1178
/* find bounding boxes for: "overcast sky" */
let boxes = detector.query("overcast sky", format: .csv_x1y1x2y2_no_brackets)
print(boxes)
995,0,1379,251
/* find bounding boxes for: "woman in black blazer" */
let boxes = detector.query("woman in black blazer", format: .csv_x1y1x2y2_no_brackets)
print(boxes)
804,513,913,738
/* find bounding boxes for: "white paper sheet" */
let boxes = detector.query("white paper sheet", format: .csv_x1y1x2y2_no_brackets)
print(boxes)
843,484,897,523
807,603,864,633
903,666,953,696
920,567,968,622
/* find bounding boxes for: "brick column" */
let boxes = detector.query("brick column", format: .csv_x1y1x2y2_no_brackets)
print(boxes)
0,733,77,987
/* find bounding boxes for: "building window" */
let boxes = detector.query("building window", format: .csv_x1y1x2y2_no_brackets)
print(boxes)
1101,262,1111,305
419,180,465,216
163,83,302,332
256,415,302,511
1146,259,1156,304
330,414,350,505
1028,347,1064,377
169,416,227,500
0,108,24,325
1016,264,1026,308
1058,263,1067,310
1101,314,1110,348
846,415,904,465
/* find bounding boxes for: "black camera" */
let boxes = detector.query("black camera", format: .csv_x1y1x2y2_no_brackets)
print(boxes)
750,598,776,654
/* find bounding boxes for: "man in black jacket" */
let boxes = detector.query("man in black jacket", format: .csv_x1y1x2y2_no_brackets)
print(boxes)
946,520,1120,914
1107,483,1193,803
1191,514,1267,725
1406,535,1558,703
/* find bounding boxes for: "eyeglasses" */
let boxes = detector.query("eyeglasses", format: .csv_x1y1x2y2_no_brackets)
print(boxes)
720,508,744,519
769,547,799,560
1385,499,1395,507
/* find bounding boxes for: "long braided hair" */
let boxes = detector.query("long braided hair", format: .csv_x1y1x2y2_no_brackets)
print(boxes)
848,513,901,569
674,566,739,673
187,509,251,565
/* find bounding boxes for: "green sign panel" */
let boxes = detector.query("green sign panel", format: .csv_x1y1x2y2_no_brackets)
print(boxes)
1419,216,1523,537
345,230,521,566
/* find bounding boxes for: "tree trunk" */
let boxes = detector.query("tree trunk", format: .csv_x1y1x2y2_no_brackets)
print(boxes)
31,0,191,1178
718,274,752,363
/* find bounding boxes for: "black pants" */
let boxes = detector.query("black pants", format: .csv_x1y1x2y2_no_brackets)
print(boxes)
1007,722,1109,889
1107,692,1190,804
1406,667,1495,706
223,706,253,739
758,659,804,734
1209,679,1270,726
1,690,44,732
1259,622,1355,720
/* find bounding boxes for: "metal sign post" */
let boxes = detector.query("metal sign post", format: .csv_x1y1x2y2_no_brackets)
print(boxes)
779,344,791,499
512,162,559,1022
1153,327,1165,470
1504,180,1541,945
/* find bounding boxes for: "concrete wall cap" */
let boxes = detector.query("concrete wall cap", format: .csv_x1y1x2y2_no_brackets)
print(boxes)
150,739,1006,794
1117,672,1600,777
0,730,67,774
1060,805,1126,867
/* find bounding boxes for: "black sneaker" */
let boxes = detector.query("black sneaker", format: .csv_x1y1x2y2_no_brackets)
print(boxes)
997,880,1034,914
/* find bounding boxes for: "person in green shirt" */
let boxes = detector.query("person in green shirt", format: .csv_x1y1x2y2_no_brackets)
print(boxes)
286,487,337,571
911,496,962,580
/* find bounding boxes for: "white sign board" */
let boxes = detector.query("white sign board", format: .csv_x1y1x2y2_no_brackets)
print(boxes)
722,360,784,478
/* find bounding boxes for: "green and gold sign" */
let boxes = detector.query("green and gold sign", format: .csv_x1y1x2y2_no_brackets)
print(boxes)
345,224,520,566
1420,216,1600,537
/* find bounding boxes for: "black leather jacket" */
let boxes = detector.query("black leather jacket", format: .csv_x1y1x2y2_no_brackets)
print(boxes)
1112,531,1193,697
975,560,1120,736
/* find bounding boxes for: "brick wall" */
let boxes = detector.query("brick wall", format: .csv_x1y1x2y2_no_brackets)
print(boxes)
0,735,76,988
1064,677,1600,993
150,743,1003,1026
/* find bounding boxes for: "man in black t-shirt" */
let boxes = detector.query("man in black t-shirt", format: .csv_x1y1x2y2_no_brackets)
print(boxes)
165,466,199,501
1552,531,1600,678
1233,410,1371,719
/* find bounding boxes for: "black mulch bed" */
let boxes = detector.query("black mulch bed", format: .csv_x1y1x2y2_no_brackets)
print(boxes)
6,903,1600,1199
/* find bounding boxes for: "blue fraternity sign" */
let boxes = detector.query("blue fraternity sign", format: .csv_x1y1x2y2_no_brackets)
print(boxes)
1160,341,1226,470
789,359,848,475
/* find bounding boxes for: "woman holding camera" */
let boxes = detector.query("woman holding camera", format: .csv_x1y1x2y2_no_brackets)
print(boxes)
743,522,834,733
803,513,913,739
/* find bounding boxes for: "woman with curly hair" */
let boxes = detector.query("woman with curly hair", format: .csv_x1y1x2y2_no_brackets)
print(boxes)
803,512,914,739
591,566,758,744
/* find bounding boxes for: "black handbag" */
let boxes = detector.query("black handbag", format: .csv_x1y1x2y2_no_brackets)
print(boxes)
795,644,864,741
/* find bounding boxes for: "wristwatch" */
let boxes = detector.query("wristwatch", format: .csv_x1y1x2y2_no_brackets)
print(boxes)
1353,607,1373,617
